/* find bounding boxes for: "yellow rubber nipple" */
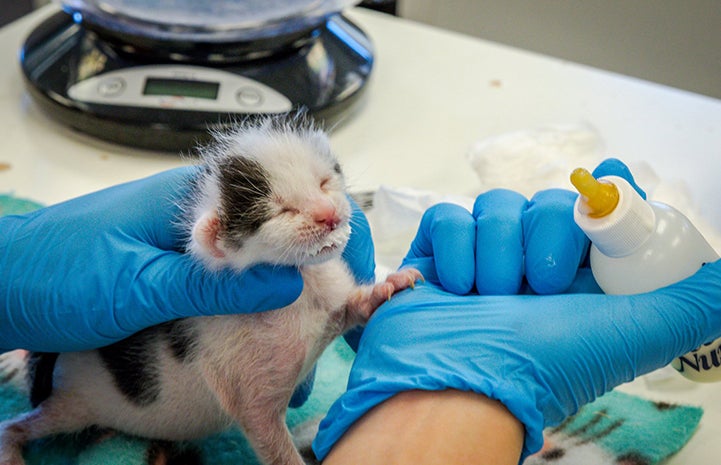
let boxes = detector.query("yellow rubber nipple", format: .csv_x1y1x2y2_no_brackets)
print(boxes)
570,168,620,218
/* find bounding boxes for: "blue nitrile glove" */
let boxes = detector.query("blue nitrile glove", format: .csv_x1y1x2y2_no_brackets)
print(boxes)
0,167,301,352
397,156,646,298
314,159,721,462
0,167,375,357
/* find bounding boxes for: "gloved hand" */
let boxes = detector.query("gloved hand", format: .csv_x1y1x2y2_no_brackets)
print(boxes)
313,159,721,462
0,166,375,356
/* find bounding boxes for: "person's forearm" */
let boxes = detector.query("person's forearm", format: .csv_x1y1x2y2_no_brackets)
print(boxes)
322,389,524,465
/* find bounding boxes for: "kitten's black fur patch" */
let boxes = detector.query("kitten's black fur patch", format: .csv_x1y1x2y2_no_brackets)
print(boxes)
97,321,199,406
27,352,59,407
217,156,273,248
161,319,198,362
98,329,162,407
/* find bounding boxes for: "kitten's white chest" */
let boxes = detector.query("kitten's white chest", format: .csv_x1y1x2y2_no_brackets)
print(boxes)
203,259,357,373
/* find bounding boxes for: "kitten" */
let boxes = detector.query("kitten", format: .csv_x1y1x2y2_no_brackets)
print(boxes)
0,114,422,465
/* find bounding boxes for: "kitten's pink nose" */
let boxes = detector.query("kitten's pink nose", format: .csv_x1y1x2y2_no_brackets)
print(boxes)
312,200,340,230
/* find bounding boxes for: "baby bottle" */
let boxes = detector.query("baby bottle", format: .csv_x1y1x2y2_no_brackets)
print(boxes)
570,167,721,382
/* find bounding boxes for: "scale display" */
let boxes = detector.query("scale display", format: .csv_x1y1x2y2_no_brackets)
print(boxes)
143,78,220,100
66,65,294,112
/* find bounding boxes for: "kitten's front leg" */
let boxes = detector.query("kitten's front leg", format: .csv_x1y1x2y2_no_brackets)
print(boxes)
201,349,307,465
346,267,424,326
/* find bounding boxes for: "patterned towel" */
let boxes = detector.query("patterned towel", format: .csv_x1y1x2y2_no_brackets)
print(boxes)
0,194,703,464
526,390,702,465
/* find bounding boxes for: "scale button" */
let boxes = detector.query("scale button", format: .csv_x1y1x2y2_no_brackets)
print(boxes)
97,77,126,97
236,87,263,107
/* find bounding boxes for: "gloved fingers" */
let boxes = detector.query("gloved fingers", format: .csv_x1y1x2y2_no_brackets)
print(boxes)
120,166,202,252
342,198,376,285
472,189,527,295
591,158,646,199
563,267,603,294
522,189,590,294
59,167,200,253
117,251,303,332
403,203,475,295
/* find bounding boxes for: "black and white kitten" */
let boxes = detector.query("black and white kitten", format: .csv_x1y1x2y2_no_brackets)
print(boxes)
0,114,422,465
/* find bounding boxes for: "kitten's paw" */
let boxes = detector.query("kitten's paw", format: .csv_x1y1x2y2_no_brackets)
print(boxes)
350,268,424,323
0,424,26,465
0,351,29,392
381,268,425,298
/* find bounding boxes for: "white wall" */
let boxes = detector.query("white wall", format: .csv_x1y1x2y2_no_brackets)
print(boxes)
399,0,721,99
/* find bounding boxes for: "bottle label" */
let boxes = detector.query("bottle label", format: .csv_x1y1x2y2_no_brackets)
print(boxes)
672,337,721,382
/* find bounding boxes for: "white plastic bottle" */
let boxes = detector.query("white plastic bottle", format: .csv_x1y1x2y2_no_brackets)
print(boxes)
570,167,721,382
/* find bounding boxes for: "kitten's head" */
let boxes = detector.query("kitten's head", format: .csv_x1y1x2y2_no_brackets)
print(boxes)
189,114,352,270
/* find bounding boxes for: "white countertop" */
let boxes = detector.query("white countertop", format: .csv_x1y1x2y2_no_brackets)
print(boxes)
2,5,721,463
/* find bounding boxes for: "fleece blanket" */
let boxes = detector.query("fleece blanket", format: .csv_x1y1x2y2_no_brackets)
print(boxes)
0,193,703,464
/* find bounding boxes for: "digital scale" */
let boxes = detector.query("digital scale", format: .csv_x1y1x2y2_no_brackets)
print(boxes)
20,1,373,151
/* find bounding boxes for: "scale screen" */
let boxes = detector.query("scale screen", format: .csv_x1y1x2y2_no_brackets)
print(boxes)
143,78,220,100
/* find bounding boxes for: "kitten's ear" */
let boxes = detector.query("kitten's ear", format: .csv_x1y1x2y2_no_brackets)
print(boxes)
192,210,226,259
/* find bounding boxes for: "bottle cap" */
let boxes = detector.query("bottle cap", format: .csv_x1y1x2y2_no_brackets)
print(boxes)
572,173,656,257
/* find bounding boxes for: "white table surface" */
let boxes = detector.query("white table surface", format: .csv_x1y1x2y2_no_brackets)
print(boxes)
2,5,721,463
